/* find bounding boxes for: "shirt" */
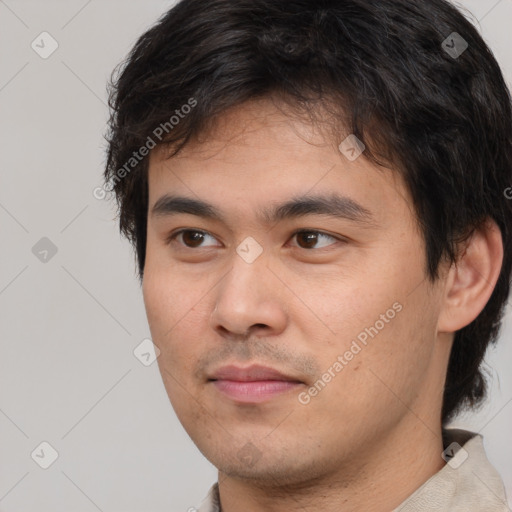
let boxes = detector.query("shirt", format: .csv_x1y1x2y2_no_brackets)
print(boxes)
195,429,510,512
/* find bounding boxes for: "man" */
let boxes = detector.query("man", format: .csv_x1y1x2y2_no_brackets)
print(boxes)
103,0,512,510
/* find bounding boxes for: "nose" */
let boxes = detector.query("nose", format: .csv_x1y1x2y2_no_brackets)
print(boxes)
209,251,288,339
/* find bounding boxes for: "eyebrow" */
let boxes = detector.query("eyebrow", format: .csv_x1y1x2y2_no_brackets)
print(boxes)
150,193,377,227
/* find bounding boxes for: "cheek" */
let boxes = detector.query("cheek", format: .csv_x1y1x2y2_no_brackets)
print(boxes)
285,267,398,351
142,242,210,335
331,295,436,413
295,261,438,415
143,269,209,423
142,266,200,368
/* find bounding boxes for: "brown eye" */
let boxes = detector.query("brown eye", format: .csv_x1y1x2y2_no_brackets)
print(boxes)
181,230,205,247
292,230,339,250
167,229,219,248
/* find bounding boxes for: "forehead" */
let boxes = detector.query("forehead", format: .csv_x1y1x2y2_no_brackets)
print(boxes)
146,99,414,229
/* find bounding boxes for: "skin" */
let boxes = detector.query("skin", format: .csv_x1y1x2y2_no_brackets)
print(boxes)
142,98,503,512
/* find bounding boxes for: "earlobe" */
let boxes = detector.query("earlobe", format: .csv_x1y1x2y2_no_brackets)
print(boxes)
437,219,503,334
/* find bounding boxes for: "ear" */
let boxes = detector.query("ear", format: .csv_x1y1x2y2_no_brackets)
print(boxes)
437,218,503,333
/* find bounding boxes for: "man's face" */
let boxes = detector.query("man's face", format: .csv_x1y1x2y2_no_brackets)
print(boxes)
143,99,449,485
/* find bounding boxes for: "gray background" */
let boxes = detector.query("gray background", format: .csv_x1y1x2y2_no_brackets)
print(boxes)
0,1,511,511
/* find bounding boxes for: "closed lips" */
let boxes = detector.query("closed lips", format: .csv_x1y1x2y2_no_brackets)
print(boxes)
209,364,303,382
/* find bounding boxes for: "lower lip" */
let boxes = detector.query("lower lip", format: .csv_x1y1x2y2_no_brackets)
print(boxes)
212,380,302,403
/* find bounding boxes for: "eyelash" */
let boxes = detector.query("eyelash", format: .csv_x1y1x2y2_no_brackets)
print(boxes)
165,228,343,251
